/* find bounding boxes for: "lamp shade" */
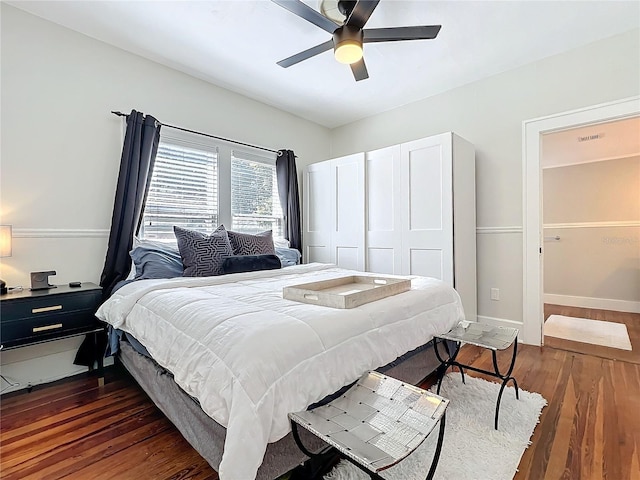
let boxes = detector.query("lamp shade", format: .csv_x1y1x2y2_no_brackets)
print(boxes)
0,225,12,257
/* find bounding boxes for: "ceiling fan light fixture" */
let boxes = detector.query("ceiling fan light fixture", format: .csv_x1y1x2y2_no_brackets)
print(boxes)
333,26,363,64
334,40,363,64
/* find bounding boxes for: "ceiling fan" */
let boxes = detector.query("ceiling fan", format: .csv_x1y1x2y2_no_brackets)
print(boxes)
271,0,441,81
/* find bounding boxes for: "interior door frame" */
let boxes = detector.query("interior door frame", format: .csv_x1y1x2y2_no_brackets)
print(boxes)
521,96,640,346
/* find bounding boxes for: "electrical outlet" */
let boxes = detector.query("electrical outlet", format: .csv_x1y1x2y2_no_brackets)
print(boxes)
490,288,500,301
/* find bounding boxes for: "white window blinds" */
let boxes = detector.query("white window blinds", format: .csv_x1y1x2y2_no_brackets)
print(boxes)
140,142,218,240
231,150,283,236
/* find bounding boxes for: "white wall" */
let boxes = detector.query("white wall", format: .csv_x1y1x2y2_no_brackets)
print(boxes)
329,28,640,333
0,5,331,392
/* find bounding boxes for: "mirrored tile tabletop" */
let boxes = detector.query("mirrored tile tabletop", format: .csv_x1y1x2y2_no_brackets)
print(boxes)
289,371,448,473
437,321,519,350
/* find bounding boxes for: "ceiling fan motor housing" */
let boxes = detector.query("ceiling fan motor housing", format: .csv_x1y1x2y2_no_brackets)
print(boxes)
333,25,364,64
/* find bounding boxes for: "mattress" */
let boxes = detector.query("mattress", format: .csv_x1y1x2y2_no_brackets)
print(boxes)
97,263,464,479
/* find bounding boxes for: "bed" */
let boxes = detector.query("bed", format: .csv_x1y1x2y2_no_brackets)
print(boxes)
97,261,464,479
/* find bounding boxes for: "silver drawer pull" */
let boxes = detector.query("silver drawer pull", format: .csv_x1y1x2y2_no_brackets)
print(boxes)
33,323,63,333
32,305,63,314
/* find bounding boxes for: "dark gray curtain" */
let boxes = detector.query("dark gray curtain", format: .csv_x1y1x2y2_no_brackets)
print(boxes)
77,110,160,367
276,149,302,254
99,110,161,298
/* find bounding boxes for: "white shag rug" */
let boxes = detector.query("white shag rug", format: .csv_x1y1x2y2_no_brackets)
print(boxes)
545,314,632,351
324,374,546,480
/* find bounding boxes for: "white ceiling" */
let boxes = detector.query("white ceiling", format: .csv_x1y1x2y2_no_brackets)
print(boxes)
8,0,640,128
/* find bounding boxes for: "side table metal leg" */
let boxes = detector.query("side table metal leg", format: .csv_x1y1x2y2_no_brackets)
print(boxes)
425,411,447,480
507,339,519,400
512,377,520,400
457,365,466,385
491,338,519,430
434,340,461,395
495,379,508,430
433,339,447,395
436,367,445,395
291,421,321,459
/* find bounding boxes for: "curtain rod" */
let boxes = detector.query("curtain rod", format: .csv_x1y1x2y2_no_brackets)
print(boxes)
111,110,281,155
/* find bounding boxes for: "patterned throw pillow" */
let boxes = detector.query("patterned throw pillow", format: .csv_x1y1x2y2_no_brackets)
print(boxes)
174,225,234,277
227,229,276,256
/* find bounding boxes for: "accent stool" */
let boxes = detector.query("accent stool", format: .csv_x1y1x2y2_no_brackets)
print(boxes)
289,371,448,480
434,321,520,429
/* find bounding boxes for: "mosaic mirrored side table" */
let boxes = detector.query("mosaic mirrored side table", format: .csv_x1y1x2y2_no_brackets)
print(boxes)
289,371,449,480
434,321,519,429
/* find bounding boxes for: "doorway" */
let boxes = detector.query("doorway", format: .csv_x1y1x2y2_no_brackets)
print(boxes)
522,96,640,347
540,118,640,362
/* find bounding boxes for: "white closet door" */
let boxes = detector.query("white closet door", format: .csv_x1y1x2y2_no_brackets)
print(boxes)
400,134,454,284
331,153,365,270
304,161,333,263
365,145,402,274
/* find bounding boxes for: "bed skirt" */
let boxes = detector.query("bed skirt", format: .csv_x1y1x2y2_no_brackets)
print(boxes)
118,339,442,479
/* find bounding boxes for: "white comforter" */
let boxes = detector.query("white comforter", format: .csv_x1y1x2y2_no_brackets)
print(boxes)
96,263,464,480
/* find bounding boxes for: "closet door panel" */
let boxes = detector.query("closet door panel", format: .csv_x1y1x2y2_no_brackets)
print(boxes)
365,146,402,274
409,249,444,278
401,134,454,284
367,248,396,275
304,161,333,264
408,147,443,230
336,247,360,270
332,153,365,270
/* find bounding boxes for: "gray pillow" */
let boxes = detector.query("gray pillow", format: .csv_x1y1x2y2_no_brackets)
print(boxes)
174,225,234,277
227,229,276,256
275,246,302,267
130,240,183,280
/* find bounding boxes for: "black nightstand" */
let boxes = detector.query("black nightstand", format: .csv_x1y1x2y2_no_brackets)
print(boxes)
0,283,105,373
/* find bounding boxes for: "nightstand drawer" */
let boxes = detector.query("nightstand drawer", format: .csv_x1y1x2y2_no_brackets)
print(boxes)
1,289,102,322
0,283,103,350
1,310,102,348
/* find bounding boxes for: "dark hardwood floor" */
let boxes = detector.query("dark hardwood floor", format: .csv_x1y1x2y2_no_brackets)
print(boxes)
2,342,639,479
0,369,218,480
544,304,640,364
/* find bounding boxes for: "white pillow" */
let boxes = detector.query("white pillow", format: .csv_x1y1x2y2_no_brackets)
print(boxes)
273,236,290,248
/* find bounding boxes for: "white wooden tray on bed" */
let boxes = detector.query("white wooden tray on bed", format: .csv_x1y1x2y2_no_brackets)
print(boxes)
283,275,411,309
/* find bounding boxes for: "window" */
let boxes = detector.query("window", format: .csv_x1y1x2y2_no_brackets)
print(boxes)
140,142,218,240
139,134,284,241
231,150,283,236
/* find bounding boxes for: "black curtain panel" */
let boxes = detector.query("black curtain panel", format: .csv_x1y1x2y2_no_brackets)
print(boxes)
276,149,302,254
76,111,160,368
99,110,161,298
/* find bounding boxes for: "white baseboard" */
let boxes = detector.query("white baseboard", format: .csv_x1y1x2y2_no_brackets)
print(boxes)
476,315,536,345
0,348,114,394
476,315,523,328
544,294,640,314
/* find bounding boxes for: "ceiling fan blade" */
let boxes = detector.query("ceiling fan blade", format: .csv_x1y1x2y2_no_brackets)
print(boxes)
363,25,442,43
350,58,369,81
271,0,339,33
346,0,380,29
277,40,334,68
